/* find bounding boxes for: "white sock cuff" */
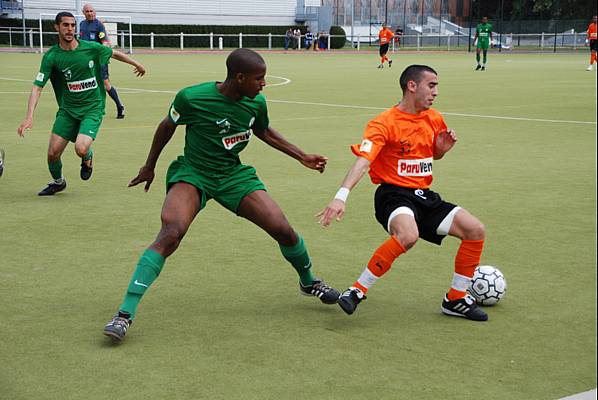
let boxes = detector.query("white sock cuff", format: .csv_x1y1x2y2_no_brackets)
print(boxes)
451,273,471,292
357,268,379,289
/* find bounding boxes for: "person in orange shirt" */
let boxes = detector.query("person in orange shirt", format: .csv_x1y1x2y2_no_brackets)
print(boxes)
586,15,597,71
317,64,489,321
378,24,394,68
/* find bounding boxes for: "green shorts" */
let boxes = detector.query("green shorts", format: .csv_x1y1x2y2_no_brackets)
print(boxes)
52,108,103,142
477,40,490,50
166,156,267,213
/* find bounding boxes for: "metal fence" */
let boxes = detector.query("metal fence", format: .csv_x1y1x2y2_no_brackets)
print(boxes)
0,26,592,52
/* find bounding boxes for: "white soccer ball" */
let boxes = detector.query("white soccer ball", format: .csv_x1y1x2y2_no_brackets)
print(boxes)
467,265,507,306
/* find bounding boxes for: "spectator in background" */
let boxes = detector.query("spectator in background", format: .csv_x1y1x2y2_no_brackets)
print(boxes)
318,32,327,50
395,26,404,48
305,29,313,50
284,28,293,50
293,28,301,49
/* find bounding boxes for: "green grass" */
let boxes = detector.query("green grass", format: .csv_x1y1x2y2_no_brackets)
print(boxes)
0,51,595,400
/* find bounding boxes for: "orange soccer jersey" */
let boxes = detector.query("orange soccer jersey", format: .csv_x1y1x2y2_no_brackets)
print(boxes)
379,28,394,45
588,22,597,40
351,106,447,189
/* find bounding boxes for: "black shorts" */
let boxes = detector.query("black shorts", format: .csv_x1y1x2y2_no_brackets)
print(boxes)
101,64,109,80
590,40,597,52
379,43,390,56
374,184,458,245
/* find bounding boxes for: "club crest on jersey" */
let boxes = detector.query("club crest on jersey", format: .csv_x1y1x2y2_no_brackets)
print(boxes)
89,60,94,69
62,68,72,80
397,158,433,177
222,130,252,150
216,118,231,134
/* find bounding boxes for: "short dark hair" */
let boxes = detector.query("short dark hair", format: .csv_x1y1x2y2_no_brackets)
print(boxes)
399,65,437,92
55,11,75,25
226,48,266,79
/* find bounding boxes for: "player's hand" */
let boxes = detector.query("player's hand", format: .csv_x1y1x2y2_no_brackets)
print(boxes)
128,165,155,191
300,154,328,173
17,118,32,137
435,129,457,154
133,62,146,77
316,199,346,227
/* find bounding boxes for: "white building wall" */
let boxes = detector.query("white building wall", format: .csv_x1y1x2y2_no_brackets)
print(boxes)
23,0,298,25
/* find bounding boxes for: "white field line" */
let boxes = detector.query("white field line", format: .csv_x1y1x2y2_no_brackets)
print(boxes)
1,76,595,125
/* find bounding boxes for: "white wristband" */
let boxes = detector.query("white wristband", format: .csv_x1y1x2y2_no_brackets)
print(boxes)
334,187,350,203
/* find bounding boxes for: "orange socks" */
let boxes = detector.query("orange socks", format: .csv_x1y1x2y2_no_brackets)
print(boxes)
447,239,485,300
354,236,406,294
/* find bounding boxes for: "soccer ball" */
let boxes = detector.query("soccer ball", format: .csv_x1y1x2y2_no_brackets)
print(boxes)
467,265,507,306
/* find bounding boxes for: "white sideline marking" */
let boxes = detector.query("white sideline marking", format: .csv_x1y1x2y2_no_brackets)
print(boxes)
559,388,597,400
1,76,594,125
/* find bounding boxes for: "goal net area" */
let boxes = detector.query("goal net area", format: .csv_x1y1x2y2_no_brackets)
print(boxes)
38,13,133,53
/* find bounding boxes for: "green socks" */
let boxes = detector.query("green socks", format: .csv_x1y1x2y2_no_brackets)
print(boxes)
82,148,93,162
483,50,487,64
476,53,480,63
119,249,165,319
48,160,62,180
279,233,315,286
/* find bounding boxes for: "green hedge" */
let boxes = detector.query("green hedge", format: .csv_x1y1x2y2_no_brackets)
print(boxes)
0,18,308,48
329,26,346,49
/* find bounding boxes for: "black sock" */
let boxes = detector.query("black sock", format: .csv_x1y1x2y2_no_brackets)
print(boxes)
108,87,123,109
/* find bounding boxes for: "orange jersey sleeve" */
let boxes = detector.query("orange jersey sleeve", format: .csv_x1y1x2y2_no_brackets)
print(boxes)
351,107,448,189
588,23,597,39
379,29,394,45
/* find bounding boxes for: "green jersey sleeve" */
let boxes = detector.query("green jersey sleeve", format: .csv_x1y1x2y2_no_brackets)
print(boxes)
168,89,192,125
252,94,269,131
95,41,113,65
33,51,54,87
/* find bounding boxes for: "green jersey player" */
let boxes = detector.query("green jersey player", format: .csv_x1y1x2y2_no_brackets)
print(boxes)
474,17,493,71
103,48,340,342
17,12,145,196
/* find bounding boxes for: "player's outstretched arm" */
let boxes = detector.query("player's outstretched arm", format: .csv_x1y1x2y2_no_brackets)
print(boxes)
128,117,177,192
316,156,370,228
111,49,146,77
17,85,43,137
253,126,327,173
433,129,457,160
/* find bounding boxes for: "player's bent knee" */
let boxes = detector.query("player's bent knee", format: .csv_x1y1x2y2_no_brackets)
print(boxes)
463,220,485,240
395,232,418,250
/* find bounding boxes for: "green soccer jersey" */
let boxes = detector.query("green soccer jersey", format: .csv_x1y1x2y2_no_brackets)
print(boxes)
476,23,493,44
168,82,270,176
33,40,112,118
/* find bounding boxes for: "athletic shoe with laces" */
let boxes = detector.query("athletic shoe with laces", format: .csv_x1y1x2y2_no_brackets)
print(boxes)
388,59,393,67
441,294,488,321
38,180,66,196
481,66,486,71
0,148,5,177
475,64,482,70
103,311,132,341
338,287,366,315
80,158,93,181
117,105,125,119
299,278,340,304
377,64,383,69
587,65,593,71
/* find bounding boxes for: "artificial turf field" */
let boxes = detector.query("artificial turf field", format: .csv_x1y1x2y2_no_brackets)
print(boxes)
0,50,596,400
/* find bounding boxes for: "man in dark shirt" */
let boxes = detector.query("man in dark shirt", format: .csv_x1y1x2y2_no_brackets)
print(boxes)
80,3,125,118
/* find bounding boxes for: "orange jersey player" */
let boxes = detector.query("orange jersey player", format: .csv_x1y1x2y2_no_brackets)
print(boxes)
586,15,597,71
377,25,394,68
318,64,490,322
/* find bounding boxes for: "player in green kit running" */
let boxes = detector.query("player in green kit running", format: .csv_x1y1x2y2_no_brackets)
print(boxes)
474,17,493,71
103,48,340,341
17,12,145,196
